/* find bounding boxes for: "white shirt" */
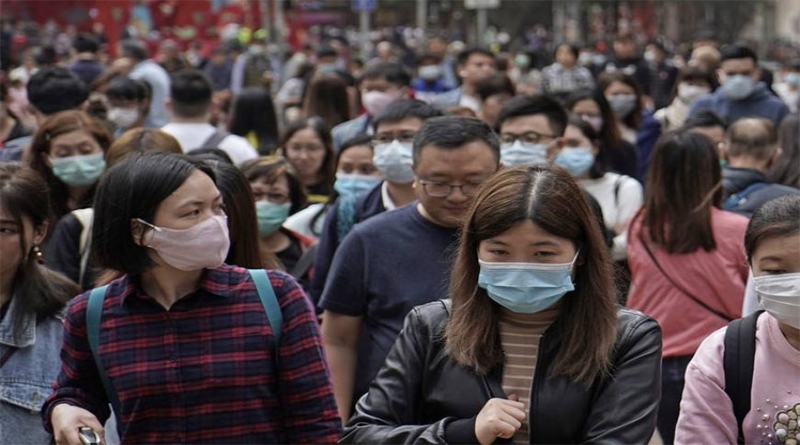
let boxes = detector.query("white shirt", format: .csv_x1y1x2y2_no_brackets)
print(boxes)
161,122,258,166
579,173,643,261
458,94,481,112
381,181,398,211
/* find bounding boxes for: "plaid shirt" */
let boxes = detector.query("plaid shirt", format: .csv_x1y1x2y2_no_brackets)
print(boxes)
42,265,341,444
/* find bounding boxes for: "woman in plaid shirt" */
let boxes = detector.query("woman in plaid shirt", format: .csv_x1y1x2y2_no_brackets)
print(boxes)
43,152,341,444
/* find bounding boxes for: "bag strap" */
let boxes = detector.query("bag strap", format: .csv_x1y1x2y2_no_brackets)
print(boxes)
247,269,283,348
637,233,733,322
72,209,94,287
289,242,318,280
613,174,625,208
201,129,230,148
723,182,769,211
723,310,764,445
86,285,122,416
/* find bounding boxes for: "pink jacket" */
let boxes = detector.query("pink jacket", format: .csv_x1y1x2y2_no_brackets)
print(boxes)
675,314,800,444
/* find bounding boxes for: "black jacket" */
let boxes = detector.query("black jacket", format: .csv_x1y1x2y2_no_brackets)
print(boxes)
342,300,662,444
722,167,800,218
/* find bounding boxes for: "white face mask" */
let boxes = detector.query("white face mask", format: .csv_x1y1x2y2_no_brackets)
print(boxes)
108,107,140,129
677,84,710,103
500,141,548,167
754,272,800,329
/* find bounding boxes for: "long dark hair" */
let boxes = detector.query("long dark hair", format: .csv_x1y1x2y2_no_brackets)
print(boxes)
29,110,113,222
0,163,78,337
566,89,623,149
278,117,335,197
445,166,617,384
302,75,351,130
228,87,280,155
566,114,605,179
636,130,722,254
597,72,644,130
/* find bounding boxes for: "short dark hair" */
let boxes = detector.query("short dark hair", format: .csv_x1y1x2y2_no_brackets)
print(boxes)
744,194,800,262
120,39,149,61
360,62,412,87
170,69,213,118
417,53,441,66
92,152,217,275
316,45,338,60
497,94,569,136
413,116,500,166
372,99,443,132
27,67,89,115
105,77,151,102
457,48,495,66
188,147,234,164
475,74,515,102
554,43,580,60
73,34,100,54
720,44,758,64
683,110,728,130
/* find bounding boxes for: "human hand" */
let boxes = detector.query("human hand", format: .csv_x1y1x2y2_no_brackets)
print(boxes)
51,404,105,445
474,396,526,445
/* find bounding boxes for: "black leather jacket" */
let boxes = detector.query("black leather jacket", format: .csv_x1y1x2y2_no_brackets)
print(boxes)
341,300,662,444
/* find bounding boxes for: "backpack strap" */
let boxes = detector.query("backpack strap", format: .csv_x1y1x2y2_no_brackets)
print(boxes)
201,130,230,148
723,310,764,445
72,209,94,288
723,182,769,211
86,285,122,417
289,242,318,281
247,269,283,347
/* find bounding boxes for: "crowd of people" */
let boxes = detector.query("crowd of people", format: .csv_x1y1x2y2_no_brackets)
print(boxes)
0,22,799,445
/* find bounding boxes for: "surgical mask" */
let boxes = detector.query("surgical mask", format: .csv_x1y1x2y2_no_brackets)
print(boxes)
373,140,414,183
255,201,291,236
515,54,530,68
678,84,710,103
248,44,265,55
334,174,382,198
721,75,755,101
580,115,604,132
754,272,800,329
578,53,592,66
606,94,637,119
478,254,578,314
500,141,548,167
555,147,595,177
317,63,338,75
137,215,230,271
108,107,140,129
362,90,398,118
591,54,607,66
785,73,800,87
50,153,106,187
418,65,442,81
644,51,656,63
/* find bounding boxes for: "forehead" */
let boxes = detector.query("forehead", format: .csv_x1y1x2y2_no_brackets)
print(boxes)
251,174,290,190
606,80,636,94
465,54,495,65
500,114,553,134
564,125,589,140
692,126,725,143
721,58,756,71
416,140,497,172
339,145,373,161
161,171,219,206
50,129,96,146
571,99,600,114
287,128,321,143
376,117,423,134
752,233,800,261
361,76,393,88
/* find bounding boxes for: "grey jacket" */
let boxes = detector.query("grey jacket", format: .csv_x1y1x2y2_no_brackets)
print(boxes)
331,115,372,152
722,167,800,217
0,296,63,445
428,87,463,111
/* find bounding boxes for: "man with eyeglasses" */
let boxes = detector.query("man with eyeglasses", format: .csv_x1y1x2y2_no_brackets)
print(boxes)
320,116,500,422
308,100,442,308
496,94,569,167
689,44,789,126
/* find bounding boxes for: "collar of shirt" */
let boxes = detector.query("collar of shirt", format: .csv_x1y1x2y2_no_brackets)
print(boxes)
381,181,397,211
115,265,244,306
0,293,37,347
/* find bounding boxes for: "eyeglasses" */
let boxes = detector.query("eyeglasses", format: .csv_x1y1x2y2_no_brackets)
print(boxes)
418,180,484,198
499,130,556,145
372,133,417,146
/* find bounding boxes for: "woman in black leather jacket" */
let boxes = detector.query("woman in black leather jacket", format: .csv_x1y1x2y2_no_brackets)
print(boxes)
341,166,662,444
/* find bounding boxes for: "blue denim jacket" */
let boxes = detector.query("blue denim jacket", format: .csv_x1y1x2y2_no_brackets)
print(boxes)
0,295,63,444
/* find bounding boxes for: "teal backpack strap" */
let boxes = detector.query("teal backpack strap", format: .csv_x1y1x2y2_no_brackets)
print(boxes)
86,286,122,417
248,269,283,348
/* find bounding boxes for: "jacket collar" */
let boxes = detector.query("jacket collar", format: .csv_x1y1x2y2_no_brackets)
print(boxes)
0,294,36,348
119,265,241,306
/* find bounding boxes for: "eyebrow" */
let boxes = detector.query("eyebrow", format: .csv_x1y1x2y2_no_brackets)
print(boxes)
177,194,223,208
485,239,562,247
0,219,17,224
758,256,785,263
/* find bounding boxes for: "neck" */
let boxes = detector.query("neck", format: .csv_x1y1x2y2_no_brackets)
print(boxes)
386,181,416,207
461,83,476,97
139,266,203,310
261,230,290,252
727,158,769,174
171,115,210,124
778,322,800,351
561,62,575,70
68,185,91,209
301,173,321,188
77,53,96,61
0,271,14,308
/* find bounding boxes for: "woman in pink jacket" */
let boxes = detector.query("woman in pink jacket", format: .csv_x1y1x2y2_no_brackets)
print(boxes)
676,194,800,444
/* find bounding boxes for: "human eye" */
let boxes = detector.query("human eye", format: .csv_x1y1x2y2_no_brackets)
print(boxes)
522,133,541,144
213,202,226,214
499,134,516,144
488,249,509,257
183,209,201,218
0,226,19,235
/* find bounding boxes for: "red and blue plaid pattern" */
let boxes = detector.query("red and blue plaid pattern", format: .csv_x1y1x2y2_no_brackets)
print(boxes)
43,265,341,444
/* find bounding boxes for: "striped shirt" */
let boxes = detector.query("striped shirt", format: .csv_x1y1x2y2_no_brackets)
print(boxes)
499,306,560,444
42,265,341,444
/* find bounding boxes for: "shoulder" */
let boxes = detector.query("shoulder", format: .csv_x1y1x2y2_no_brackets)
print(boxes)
221,133,256,150
612,307,662,353
350,203,414,237
406,299,451,337
333,115,368,133
712,208,749,231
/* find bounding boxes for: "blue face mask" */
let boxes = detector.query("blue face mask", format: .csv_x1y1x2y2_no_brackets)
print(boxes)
373,140,415,184
50,153,106,187
721,74,755,101
477,254,578,314
500,141,548,167
554,147,595,177
255,201,291,236
334,174,382,198
785,73,800,87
